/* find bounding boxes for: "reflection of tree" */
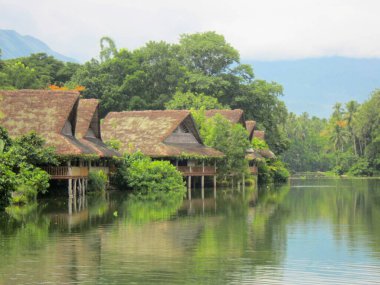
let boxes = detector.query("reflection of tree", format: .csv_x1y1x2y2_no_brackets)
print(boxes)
122,193,183,224
282,178,380,259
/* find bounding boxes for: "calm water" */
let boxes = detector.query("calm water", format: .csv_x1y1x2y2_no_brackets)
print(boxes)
1,178,380,284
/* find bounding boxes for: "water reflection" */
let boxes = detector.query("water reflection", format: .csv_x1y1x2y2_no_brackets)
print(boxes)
0,180,379,284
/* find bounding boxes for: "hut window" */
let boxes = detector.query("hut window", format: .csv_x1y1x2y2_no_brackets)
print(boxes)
174,123,190,134
86,128,96,138
62,120,73,136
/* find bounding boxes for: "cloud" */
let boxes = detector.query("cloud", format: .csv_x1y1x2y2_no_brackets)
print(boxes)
1,0,380,61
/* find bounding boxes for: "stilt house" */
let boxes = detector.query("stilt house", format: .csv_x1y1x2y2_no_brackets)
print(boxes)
0,90,119,196
205,109,246,127
75,99,120,175
102,110,224,196
245,120,256,142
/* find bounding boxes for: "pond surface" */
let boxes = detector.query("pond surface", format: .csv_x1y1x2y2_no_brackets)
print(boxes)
1,178,380,284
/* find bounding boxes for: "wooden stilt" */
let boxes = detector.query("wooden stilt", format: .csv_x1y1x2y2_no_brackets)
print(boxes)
79,178,82,196
213,176,217,198
68,179,73,198
201,176,205,200
73,179,77,197
188,176,192,200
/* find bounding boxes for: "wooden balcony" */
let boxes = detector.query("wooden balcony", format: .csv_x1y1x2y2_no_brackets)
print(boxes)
249,166,258,175
177,166,216,176
42,166,89,179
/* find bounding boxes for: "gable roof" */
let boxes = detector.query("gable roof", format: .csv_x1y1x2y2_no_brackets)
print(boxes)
102,110,223,158
253,130,265,140
0,89,95,156
205,109,245,127
245,120,256,141
75,99,120,157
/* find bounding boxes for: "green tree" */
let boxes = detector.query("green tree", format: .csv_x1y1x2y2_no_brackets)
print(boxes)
100,37,118,63
165,91,226,110
3,62,41,89
197,113,250,180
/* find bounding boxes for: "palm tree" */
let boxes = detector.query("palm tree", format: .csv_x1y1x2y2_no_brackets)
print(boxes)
345,100,359,155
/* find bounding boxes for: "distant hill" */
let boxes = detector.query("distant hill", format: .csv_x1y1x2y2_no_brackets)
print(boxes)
0,29,77,62
248,57,380,118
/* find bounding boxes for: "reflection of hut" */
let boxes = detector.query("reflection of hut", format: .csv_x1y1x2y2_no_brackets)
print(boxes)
0,90,118,196
102,110,224,198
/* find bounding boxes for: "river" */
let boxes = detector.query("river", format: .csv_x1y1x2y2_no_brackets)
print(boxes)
0,178,380,284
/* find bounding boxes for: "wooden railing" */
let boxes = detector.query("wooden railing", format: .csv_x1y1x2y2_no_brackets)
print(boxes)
249,166,258,175
42,166,89,179
177,166,216,176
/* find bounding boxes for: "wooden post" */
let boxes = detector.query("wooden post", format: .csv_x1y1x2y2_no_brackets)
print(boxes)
73,179,77,197
201,161,205,199
201,177,205,200
213,176,217,198
78,178,82,195
188,176,192,200
68,179,73,198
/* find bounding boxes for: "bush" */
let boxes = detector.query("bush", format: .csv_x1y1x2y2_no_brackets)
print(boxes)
88,170,108,192
115,152,186,200
348,158,373,176
258,159,290,184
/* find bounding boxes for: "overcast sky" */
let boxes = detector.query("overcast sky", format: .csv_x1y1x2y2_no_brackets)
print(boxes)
1,0,380,62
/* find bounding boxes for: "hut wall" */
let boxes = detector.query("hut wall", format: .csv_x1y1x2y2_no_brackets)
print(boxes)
164,123,199,144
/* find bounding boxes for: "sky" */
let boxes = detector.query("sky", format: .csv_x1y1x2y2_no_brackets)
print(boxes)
1,0,380,62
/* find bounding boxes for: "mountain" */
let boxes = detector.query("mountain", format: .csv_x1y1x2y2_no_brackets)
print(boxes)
0,29,77,62
248,57,380,118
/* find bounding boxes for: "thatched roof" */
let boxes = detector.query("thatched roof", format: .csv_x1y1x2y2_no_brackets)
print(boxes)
245,120,256,141
253,130,265,140
0,89,95,156
102,110,224,158
76,99,120,158
258,149,276,159
205,109,245,127
245,148,263,161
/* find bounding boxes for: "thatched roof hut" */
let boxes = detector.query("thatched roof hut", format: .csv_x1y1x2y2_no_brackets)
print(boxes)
102,110,223,158
245,120,256,141
253,130,265,141
0,89,95,156
75,99,120,158
205,109,245,127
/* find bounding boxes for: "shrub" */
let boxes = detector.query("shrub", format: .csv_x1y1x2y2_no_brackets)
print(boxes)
115,152,186,200
348,158,373,176
88,170,108,192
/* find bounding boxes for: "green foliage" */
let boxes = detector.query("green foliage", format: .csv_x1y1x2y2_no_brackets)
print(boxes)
282,112,334,173
0,127,53,209
69,32,287,150
165,91,226,110
197,113,250,179
100,37,118,63
2,61,41,89
252,137,269,150
348,158,373,176
257,159,290,184
0,53,80,89
283,89,380,176
88,170,108,192
114,151,186,200
105,138,122,151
